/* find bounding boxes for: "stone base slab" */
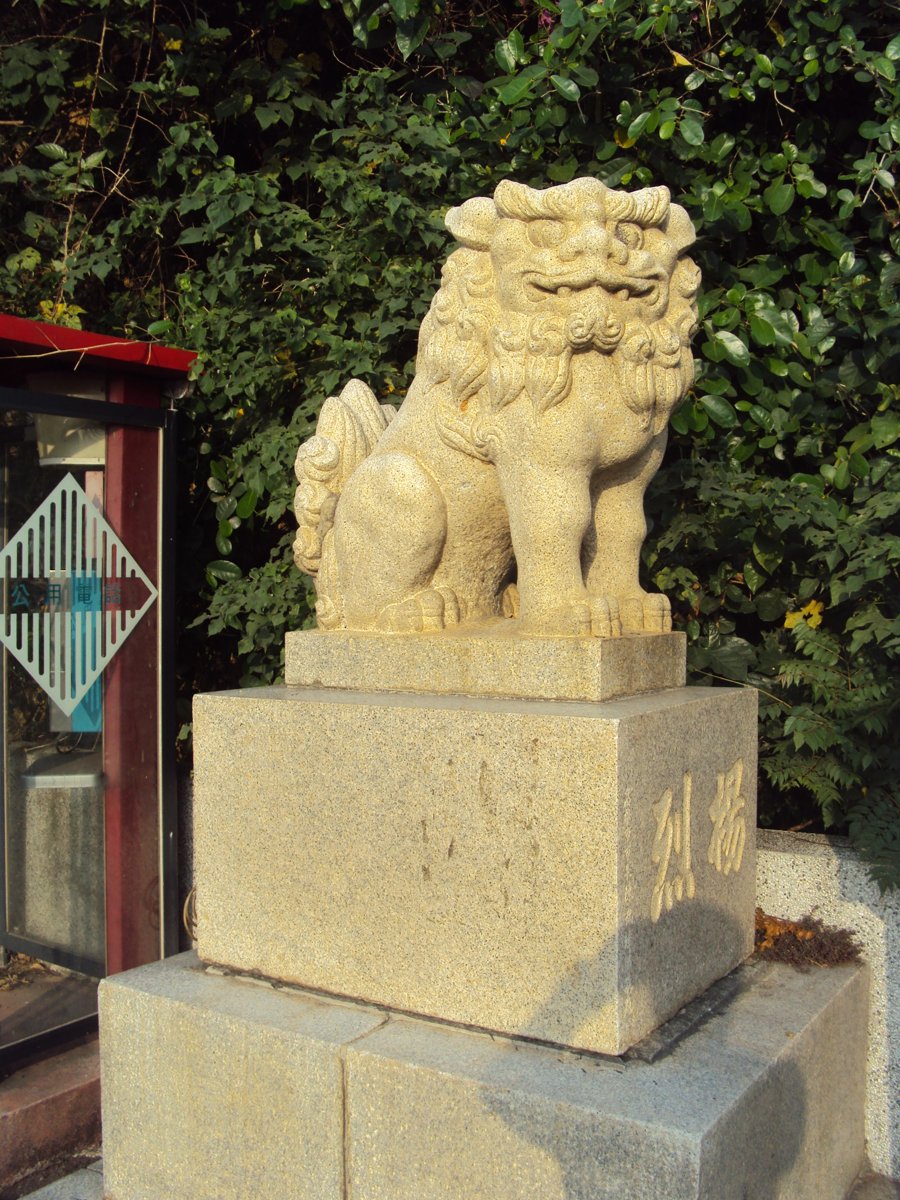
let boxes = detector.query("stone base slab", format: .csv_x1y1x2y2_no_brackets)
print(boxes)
284,625,686,703
99,951,868,1200
194,683,757,1055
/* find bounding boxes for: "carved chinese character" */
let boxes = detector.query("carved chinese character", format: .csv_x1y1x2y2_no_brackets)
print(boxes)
707,758,746,876
651,772,696,922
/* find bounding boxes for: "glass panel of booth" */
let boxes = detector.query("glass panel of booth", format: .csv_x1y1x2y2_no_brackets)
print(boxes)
0,400,162,1051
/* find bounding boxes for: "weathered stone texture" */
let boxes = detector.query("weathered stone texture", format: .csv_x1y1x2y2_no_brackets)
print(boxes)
194,682,756,1055
284,626,686,702
99,954,384,1200
99,952,867,1200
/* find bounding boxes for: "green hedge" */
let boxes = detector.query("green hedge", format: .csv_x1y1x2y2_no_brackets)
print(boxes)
0,0,897,887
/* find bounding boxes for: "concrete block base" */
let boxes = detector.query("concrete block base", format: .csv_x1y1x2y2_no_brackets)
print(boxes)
284,626,687,703
194,683,757,1055
100,951,868,1200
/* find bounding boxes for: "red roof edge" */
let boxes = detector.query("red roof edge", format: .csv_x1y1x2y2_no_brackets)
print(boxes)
0,314,197,378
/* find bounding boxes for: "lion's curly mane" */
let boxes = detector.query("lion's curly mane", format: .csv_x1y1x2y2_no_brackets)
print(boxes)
411,178,700,463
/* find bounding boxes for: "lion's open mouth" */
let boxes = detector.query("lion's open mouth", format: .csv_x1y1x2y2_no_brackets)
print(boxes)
524,271,659,302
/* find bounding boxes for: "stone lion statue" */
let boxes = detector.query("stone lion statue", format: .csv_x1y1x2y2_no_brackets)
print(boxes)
293,176,699,636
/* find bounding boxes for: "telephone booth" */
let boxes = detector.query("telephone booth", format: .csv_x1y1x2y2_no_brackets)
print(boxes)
0,314,193,1055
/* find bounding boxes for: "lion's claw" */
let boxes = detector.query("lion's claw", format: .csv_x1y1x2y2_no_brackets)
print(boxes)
589,597,622,638
619,592,671,633
375,587,463,633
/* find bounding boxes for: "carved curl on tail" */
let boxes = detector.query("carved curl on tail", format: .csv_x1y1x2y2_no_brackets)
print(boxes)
293,380,395,575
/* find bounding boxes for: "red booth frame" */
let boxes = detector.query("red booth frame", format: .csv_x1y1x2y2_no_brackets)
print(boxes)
0,314,194,978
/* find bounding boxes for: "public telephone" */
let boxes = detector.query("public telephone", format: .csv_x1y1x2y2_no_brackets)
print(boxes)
0,313,184,1058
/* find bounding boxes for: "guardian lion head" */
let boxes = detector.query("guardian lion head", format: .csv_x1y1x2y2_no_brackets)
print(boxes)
416,177,700,460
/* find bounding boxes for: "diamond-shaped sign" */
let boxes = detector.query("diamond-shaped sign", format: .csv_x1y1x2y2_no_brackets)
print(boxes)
0,474,158,715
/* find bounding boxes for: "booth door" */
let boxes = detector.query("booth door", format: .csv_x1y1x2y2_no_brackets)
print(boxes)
0,404,163,1051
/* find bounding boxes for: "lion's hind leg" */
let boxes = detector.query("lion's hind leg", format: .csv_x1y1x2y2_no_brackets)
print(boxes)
333,451,458,631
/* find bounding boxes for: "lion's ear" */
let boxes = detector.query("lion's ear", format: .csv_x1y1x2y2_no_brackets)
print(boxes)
445,197,499,250
664,204,697,252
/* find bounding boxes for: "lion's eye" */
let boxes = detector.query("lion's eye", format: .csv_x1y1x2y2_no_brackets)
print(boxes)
616,223,643,251
527,220,564,249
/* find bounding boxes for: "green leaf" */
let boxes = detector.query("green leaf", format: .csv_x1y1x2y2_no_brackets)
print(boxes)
871,413,900,449
396,17,429,60
764,181,795,215
547,156,578,182
559,0,583,29
679,116,704,145
707,636,754,681
709,132,736,161
749,314,776,346
570,63,598,87
508,29,525,61
206,559,242,581
752,533,783,573
499,73,540,105
177,227,207,245
755,592,787,622
551,75,581,101
627,111,652,140
698,394,738,427
216,495,237,521
235,489,258,519
255,105,279,130
743,561,766,592
36,143,67,161
495,38,518,73
714,330,750,367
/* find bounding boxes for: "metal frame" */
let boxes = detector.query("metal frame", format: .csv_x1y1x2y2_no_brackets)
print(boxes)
0,384,176,978
160,408,179,959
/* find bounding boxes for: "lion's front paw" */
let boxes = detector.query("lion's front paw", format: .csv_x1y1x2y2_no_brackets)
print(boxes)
619,592,672,633
519,598,592,637
588,596,623,638
520,596,624,638
374,586,463,633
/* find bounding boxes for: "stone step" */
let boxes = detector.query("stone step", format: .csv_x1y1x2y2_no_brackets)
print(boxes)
99,950,867,1200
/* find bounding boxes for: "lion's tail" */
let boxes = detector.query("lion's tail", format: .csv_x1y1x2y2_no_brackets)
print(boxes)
293,379,396,592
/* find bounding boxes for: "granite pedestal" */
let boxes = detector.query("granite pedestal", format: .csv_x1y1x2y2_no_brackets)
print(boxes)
99,631,867,1198
195,633,756,1055
99,950,868,1200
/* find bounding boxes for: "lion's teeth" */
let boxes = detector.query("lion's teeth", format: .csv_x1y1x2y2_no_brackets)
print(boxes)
558,286,572,297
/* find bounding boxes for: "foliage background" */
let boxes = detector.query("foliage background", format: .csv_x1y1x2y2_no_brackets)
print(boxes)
0,0,897,887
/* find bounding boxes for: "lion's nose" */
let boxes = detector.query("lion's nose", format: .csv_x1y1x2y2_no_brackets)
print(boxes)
557,224,610,262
